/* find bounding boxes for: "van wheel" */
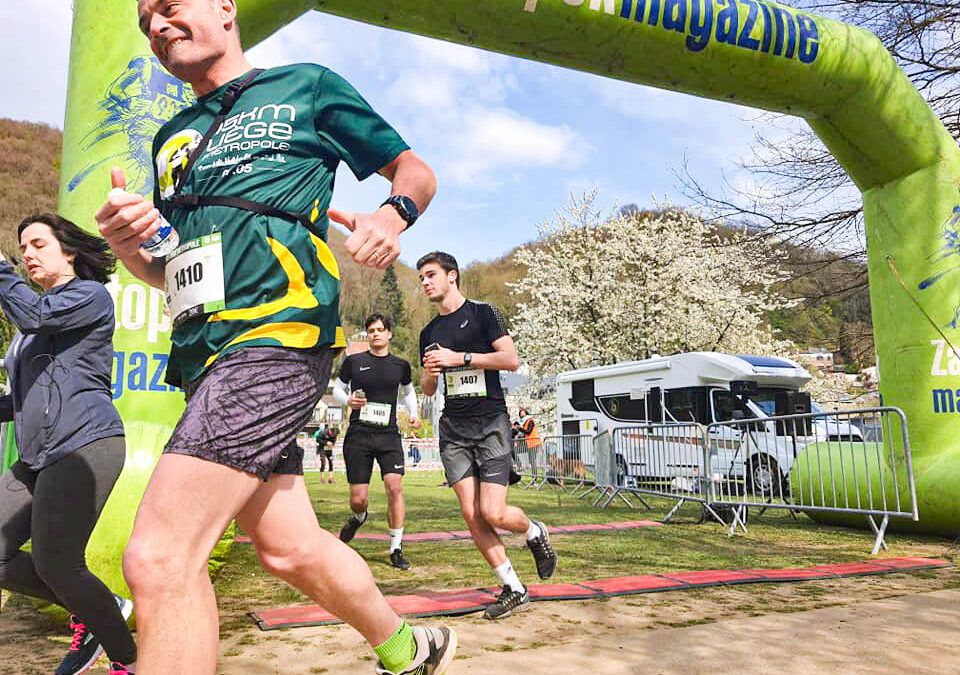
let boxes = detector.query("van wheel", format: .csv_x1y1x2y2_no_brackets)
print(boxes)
615,456,628,487
746,456,783,498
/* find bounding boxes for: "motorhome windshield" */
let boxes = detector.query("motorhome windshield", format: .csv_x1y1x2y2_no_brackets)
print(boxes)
747,387,792,416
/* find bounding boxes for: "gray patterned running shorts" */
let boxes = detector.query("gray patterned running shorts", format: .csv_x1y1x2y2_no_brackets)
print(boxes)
164,346,335,480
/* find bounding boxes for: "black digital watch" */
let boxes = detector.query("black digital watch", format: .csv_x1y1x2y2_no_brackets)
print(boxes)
381,195,419,230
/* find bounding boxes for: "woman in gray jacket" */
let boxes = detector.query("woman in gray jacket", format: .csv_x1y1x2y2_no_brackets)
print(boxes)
0,214,137,675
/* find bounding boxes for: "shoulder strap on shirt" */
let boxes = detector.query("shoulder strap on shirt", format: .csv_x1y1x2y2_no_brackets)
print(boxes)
175,68,264,191
167,67,320,235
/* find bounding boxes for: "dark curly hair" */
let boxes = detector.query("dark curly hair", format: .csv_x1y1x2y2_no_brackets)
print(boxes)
365,313,393,331
18,213,117,285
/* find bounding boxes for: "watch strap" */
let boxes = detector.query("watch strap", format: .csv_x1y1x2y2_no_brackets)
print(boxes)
381,195,419,229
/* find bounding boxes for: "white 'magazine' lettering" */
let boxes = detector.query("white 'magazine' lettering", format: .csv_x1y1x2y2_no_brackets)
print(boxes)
524,0,614,13
106,274,171,344
121,284,147,331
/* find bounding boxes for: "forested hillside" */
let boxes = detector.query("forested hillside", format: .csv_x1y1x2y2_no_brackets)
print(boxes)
0,118,874,371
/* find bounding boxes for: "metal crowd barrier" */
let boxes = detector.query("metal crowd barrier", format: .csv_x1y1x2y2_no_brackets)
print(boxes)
514,435,598,492
303,438,444,472
599,423,724,522
588,407,917,553
402,438,444,471
706,407,917,553
513,437,548,487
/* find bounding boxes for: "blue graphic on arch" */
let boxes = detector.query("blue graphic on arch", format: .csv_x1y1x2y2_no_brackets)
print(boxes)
68,56,195,196
918,204,960,329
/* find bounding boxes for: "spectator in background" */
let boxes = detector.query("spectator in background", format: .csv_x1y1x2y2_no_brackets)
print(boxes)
311,426,324,472
510,420,523,468
406,434,422,467
321,424,338,484
518,409,541,482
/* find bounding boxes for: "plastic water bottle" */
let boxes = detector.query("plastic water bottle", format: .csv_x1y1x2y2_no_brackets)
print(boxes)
108,188,180,258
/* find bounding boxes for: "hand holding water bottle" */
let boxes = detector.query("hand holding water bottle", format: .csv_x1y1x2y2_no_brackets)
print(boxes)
95,168,179,259
348,388,367,410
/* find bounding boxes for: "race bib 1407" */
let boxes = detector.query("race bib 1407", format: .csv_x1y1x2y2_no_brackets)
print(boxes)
445,367,487,398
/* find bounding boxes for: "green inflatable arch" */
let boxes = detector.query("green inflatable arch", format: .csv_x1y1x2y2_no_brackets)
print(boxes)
56,0,960,592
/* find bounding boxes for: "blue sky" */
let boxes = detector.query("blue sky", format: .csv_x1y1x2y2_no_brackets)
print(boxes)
0,1,804,266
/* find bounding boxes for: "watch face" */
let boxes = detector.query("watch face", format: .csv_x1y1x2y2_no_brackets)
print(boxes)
390,195,418,223
403,196,419,219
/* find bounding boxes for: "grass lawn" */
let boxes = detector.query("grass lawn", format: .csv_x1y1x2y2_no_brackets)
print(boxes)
214,469,958,632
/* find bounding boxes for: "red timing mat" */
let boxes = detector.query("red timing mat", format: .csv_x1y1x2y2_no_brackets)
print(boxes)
579,575,687,595
659,570,765,586
249,556,950,630
741,568,838,581
805,562,896,576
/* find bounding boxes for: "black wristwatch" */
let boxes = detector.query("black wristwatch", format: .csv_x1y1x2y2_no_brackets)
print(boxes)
381,195,419,230
463,352,472,366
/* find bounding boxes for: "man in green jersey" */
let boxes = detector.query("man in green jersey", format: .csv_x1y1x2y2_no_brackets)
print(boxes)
94,2,455,674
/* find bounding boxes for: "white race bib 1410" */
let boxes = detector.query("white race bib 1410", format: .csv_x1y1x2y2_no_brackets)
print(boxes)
445,367,487,398
164,233,226,327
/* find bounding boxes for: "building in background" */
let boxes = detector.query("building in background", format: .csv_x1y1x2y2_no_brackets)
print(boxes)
797,349,835,372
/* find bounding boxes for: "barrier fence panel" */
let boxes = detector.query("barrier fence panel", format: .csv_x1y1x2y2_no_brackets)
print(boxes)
602,424,722,522
542,435,595,492
402,438,443,472
706,407,917,553
304,438,444,473
514,437,548,488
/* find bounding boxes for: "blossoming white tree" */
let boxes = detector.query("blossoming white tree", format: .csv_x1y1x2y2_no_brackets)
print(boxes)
509,192,797,426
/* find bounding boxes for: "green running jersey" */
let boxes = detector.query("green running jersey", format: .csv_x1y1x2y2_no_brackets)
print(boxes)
151,65,409,387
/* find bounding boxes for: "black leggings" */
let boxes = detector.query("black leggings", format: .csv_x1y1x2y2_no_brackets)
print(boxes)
0,436,137,664
320,449,334,472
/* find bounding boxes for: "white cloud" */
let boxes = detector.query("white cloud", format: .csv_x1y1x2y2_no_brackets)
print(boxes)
371,33,586,188
446,107,589,187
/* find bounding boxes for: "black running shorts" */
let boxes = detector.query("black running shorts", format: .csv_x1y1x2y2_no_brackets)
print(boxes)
438,412,513,486
342,429,405,484
165,346,335,480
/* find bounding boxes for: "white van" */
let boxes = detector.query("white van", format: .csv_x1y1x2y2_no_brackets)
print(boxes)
555,352,861,491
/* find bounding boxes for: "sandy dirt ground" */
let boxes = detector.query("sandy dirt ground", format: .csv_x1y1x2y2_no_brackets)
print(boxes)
3,567,958,674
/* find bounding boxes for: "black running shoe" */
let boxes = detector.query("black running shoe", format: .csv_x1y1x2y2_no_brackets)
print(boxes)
509,468,522,485
339,514,366,543
55,615,103,675
483,586,530,620
374,625,458,675
56,594,133,675
527,521,558,579
390,548,412,570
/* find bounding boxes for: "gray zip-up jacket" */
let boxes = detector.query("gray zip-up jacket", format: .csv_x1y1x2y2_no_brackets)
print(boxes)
0,263,123,470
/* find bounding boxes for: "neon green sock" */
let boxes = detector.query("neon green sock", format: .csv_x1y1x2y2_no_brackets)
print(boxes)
374,621,416,673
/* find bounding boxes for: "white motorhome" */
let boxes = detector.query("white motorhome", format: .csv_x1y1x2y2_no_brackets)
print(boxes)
556,352,861,491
